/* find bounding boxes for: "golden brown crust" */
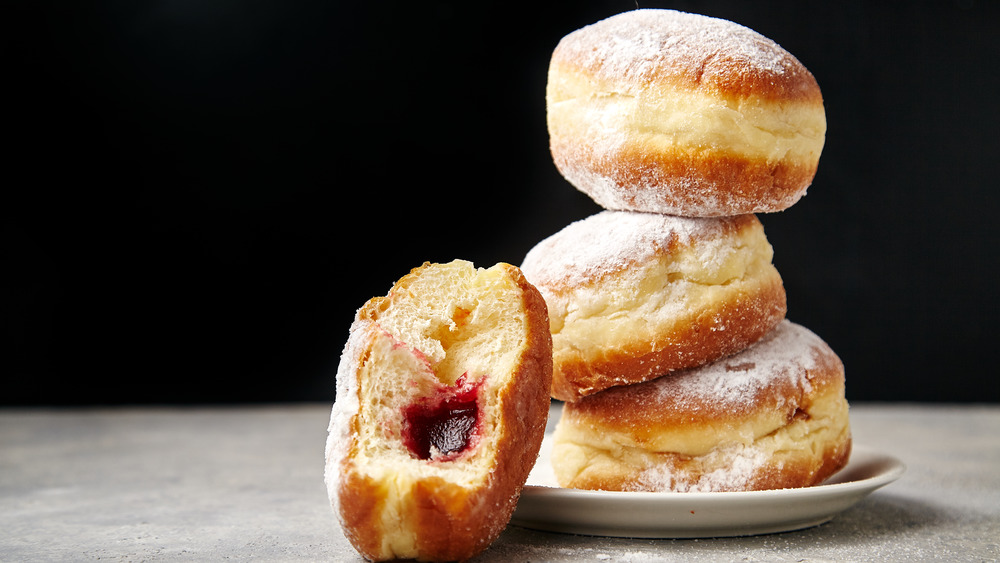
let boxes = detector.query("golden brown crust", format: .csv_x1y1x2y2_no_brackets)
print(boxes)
570,330,842,429
546,9,826,217
520,211,786,402
551,321,852,492
327,261,553,562
548,139,821,218
551,273,786,402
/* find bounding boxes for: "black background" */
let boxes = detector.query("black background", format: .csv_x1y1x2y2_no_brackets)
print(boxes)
5,1,998,406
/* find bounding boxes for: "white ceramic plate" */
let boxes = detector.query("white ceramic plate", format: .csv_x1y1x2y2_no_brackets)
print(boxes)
511,436,905,538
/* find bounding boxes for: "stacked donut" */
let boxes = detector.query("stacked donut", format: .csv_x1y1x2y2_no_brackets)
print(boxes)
520,9,851,493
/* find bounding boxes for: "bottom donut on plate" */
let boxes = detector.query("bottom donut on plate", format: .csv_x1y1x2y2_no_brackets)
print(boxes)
550,320,851,492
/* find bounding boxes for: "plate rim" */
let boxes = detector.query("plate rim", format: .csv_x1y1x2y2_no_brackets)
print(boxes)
511,443,905,538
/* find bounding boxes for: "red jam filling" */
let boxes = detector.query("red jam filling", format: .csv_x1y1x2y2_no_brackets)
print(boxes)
402,374,482,461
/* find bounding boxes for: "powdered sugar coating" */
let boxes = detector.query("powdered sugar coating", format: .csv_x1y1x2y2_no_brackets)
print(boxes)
520,210,746,290
635,441,770,493
564,168,748,219
553,9,817,100
637,320,826,417
324,317,371,515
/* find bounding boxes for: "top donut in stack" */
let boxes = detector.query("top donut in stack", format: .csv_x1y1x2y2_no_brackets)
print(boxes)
520,9,850,492
546,8,826,217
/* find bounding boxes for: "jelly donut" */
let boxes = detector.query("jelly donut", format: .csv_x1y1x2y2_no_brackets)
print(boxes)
520,210,786,402
325,260,553,562
546,9,827,216
551,320,851,492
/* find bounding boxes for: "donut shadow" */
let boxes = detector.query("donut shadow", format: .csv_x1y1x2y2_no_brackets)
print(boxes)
802,491,957,541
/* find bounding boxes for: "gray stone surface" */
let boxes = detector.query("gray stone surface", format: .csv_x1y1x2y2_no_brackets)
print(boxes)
1,403,998,562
